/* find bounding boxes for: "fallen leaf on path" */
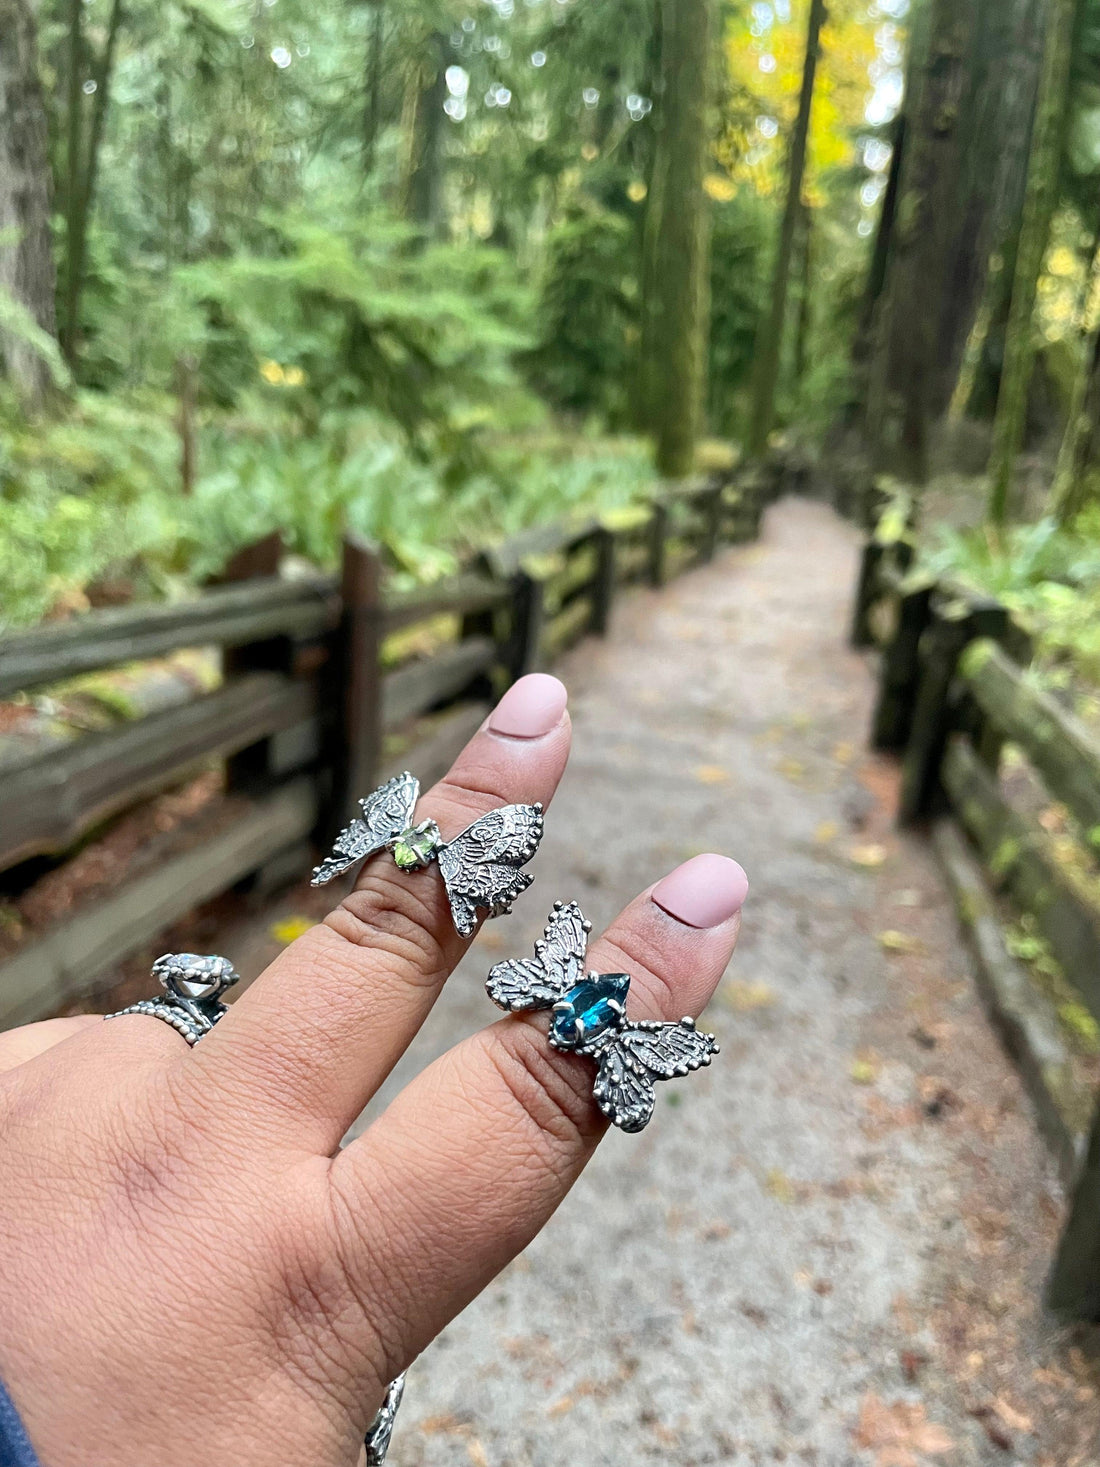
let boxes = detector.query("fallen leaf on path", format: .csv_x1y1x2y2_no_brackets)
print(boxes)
467,1440,490,1467
777,756,807,782
693,764,731,785
833,741,856,764
878,929,924,955
851,1052,881,1085
765,1167,801,1204
851,843,888,868
721,979,776,1011
815,820,840,843
270,915,312,944
854,1392,955,1466
992,1396,1033,1433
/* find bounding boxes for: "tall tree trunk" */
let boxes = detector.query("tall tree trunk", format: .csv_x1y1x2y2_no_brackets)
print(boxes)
401,35,447,236
792,199,813,387
868,0,983,482
1052,230,1100,523
746,0,825,458
0,0,58,405
639,0,713,477
60,0,125,364
987,0,1077,524
363,0,384,176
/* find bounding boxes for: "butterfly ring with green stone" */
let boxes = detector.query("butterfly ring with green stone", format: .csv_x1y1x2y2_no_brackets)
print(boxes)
311,771,544,937
486,901,719,1132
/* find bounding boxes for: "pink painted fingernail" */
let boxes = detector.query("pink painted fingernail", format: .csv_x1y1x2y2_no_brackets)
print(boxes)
488,674,568,738
651,854,749,928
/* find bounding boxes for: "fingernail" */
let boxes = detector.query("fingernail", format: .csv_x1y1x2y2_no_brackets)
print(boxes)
489,674,568,738
651,853,748,929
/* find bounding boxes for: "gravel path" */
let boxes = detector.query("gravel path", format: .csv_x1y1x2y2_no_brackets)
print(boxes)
360,497,1100,1466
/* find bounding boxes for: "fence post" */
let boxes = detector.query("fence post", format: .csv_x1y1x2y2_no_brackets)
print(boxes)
507,569,546,680
213,531,287,794
850,540,884,648
1048,1106,1100,1321
326,535,384,835
648,501,669,588
589,526,616,636
700,484,723,562
898,596,1009,824
870,581,933,749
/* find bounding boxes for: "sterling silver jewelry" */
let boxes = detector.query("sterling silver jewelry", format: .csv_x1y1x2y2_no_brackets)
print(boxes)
487,902,719,1132
312,770,544,937
104,953,239,1044
106,951,407,1462
365,1373,406,1465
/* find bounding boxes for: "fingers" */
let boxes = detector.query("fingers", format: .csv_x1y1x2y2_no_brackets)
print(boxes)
0,1015,103,1075
326,853,747,1386
188,676,571,1149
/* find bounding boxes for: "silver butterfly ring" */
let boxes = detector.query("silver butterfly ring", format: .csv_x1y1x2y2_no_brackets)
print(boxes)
311,771,544,937
486,901,719,1132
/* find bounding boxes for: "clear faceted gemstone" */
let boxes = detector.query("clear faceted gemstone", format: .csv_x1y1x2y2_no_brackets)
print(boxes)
391,820,442,871
551,973,631,1047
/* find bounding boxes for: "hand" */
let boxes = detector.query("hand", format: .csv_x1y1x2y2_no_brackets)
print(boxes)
0,675,746,1466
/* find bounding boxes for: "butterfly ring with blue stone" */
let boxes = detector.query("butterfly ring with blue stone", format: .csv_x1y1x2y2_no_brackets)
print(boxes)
486,901,719,1132
311,770,544,938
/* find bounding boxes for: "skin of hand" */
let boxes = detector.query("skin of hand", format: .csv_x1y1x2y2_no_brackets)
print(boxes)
0,675,747,1467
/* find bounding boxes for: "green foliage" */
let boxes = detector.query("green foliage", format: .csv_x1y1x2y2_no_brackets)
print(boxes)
522,205,639,427
922,508,1100,684
707,195,769,435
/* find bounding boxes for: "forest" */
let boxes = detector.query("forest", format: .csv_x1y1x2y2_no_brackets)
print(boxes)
1,0,1099,700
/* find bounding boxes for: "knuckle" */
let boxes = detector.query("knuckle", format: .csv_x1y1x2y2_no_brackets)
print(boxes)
483,1022,604,1174
325,870,452,986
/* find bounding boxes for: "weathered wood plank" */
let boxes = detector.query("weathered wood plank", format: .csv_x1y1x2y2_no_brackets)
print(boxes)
961,638,1100,836
480,519,598,580
382,637,497,730
541,597,593,663
943,736,1100,1021
932,818,1090,1187
383,574,507,634
0,577,338,697
0,779,318,1028
0,674,314,871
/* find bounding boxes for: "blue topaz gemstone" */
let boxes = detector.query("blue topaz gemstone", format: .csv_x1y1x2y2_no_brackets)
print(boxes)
551,973,631,1047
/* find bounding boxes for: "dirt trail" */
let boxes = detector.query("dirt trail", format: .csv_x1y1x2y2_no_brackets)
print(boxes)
86,498,1100,1463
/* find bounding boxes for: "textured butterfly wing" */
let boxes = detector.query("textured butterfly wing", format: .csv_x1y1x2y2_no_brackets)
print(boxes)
615,1018,719,1078
591,1044,657,1133
486,901,588,1012
311,771,419,885
436,802,544,937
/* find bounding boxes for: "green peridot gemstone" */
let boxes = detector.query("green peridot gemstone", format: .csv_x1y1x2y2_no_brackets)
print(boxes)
391,821,441,871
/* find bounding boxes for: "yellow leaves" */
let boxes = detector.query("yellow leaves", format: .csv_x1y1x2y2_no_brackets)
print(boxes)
815,819,839,843
721,978,776,1011
626,179,648,202
270,915,312,944
878,929,923,955
850,1050,880,1085
765,1166,799,1204
703,172,737,201
258,359,306,387
850,843,888,868
854,1392,955,1466
693,763,732,785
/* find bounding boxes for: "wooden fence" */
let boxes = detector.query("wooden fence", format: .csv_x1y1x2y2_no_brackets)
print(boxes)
854,513,1100,1320
0,472,765,1031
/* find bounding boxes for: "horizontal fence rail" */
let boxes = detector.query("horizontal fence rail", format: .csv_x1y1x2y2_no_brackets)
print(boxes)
0,467,770,1031
852,488,1100,1323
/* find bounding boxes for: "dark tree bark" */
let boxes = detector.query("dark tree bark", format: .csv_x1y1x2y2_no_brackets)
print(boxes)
639,0,713,477
60,0,125,364
868,0,1044,480
401,34,447,236
363,0,384,175
746,0,825,457
0,0,58,405
988,0,1078,523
